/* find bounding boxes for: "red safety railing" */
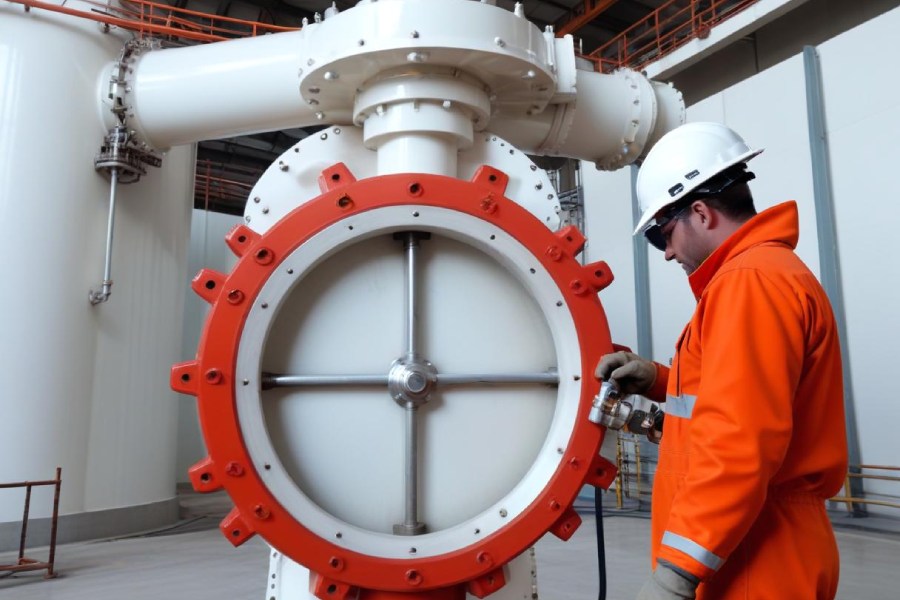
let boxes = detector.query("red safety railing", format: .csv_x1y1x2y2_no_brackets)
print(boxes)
0,468,62,580
585,0,761,73
195,160,259,210
5,0,298,43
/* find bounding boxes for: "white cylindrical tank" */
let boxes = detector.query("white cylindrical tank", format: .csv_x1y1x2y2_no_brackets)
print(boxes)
0,1,193,545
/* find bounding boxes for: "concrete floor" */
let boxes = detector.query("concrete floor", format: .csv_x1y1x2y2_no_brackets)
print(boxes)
1,498,898,599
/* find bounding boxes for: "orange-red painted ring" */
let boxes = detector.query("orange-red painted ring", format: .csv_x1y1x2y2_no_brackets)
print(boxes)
191,170,613,591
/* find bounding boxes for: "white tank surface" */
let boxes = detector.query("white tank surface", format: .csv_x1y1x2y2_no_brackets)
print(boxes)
0,2,194,542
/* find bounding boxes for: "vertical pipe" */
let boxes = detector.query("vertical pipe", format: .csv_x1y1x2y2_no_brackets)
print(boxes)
90,167,118,305
18,485,31,562
405,233,419,358
102,168,118,286
404,403,419,530
402,250,419,535
630,165,653,358
802,45,866,516
47,468,61,577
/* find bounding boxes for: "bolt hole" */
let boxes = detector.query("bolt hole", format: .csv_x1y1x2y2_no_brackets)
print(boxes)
556,301,563,307
529,268,536,274
329,558,340,567
331,173,341,181
264,463,271,470
337,196,352,208
348,225,354,230
327,584,337,594
574,375,581,381
287,268,294,274
200,472,211,482
488,174,497,182
237,235,247,243
205,280,216,290
566,235,573,242
180,373,191,382
595,269,604,277
475,528,481,534
409,547,416,554
408,182,421,195
489,234,495,240
413,211,420,217
336,532,343,539
257,249,269,260
231,529,241,537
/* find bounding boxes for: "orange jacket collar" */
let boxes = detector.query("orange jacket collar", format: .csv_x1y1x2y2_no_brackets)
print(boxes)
688,201,800,299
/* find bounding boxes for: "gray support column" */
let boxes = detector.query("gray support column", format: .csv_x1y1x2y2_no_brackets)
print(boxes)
630,165,653,358
803,45,866,516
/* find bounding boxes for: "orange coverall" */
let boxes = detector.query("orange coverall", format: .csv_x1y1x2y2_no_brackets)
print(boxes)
643,201,848,598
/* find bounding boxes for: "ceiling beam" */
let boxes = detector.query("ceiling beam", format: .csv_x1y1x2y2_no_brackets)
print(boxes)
556,0,619,36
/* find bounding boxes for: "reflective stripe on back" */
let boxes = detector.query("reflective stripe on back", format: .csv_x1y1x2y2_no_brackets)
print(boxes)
661,531,723,570
665,393,696,419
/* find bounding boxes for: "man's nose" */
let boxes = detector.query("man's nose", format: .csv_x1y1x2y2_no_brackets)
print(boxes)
664,245,676,261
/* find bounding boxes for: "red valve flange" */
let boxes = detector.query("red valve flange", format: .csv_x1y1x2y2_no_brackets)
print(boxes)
172,163,617,597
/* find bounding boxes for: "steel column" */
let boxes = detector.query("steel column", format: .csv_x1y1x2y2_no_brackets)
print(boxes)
803,45,866,516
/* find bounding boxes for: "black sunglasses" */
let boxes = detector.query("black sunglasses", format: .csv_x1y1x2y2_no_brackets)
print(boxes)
644,202,692,251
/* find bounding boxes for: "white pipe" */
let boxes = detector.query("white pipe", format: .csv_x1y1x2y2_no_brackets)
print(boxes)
127,31,348,150
120,0,683,165
490,68,685,170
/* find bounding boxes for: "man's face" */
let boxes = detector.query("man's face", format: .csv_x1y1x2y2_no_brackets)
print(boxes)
660,205,710,275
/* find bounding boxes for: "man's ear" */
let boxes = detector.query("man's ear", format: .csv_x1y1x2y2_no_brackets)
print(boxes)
691,200,716,230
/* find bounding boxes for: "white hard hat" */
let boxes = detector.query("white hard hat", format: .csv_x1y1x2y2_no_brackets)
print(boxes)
633,122,763,235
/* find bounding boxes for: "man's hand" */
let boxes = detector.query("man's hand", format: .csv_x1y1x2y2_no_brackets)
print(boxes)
595,351,657,396
636,564,699,600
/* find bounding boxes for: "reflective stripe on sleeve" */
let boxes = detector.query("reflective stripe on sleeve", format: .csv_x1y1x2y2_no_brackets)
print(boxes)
665,394,696,419
661,531,723,570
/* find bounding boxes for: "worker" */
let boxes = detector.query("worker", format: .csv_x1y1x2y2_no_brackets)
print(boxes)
596,122,849,599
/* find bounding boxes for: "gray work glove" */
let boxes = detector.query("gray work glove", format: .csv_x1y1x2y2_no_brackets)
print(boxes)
595,351,657,396
636,564,699,600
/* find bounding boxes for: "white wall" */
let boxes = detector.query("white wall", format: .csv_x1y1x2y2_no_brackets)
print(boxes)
818,9,900,493
175,209,243,481
583,6,900,515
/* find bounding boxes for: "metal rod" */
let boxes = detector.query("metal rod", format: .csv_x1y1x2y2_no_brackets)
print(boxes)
404,233,419,358
18,485,31,562
261,371,559,388
261,374,390,388
437,372,559,385
404,403,419,529
90,168,118,305
47,467,61,578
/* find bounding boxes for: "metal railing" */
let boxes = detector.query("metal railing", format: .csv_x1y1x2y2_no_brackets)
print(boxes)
585,0,761,73
5,0,298,43
0,468,62,580
194,160,259,212
831,465,900,512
